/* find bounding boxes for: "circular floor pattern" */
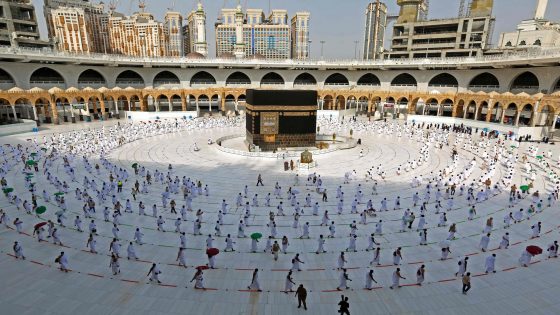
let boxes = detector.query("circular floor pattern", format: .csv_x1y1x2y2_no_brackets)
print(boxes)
0,117,559,315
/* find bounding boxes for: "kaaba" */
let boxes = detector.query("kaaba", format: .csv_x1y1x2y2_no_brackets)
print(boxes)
245,89,317,151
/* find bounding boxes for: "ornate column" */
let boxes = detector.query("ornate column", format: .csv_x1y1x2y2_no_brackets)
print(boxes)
100,98,106,120
140,97,148,112
51,101,59,124
10,105,17,122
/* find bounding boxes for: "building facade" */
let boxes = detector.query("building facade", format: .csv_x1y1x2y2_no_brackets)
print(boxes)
183,2,207,57
44,0,110,54
108,11,169,58
164,11,183,57
498,0,560,50
216,6,304,60
386,0,495,59
363,1,387,60
291,12,310,60
0,0,50,48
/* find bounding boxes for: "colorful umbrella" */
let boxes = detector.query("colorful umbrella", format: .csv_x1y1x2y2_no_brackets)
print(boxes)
520,185,529,192
250,233,262,240
34,222,47,230
526,245,543,256
26,160,36,166
536,156,543,160
54,192,65,196
35,206,47,214
196,265,209,271
2,187,14,193
206,248,219,257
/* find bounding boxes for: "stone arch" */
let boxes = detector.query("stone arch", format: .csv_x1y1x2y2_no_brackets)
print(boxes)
428,73,458,88
510,71,539,93
503,103,518,125
477,101,489,121
226,72,251,86
455,99,465,118
346,95,357,109
335,95,346,110
294,73,317,86
323,95,334,110
466,101,477,119
536,104,556,127
153,71,180,88
0,97,13,123
325,73,349,86
468,72,500,91
260,72,285,86
551,75,560,93
78,69,106,87
30,67,66,88
191,71,217,86
425,98,439,116
391,73,417,87
441,98,454,117
358,96,369,112
357,73,380,86
34,97,53,123
489,102,504,123
519,104,534,126
116,70,144,87
156,94,170,111
129,95,141,111
0,68,15,89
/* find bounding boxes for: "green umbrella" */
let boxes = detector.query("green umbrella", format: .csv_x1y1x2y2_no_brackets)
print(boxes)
40,148,47,152
536,156,543,160
30,152,38,157
520,185,529,192
26,160,36,166
54,192,65,196
35,206,47,214
510,145,517,149
24,172,33,176
132,163,138,168
250,233,262,240
2,187,14,193
25,175,34,180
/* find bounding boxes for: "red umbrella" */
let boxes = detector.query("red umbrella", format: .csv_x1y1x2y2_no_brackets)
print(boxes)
526,245,543,256
196,265,209,271
34,222,47,230
206,248,219,257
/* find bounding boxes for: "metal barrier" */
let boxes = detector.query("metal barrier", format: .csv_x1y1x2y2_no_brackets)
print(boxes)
215,135,359,158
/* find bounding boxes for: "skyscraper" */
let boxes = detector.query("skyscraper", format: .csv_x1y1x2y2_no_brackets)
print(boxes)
216,5,304,60
291,12,310,60
182,2,208,57
108,8,169,58
363,1,387,60
165,11,183,57
44,0,111,54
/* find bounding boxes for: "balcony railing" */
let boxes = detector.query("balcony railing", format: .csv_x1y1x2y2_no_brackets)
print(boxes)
1,45,560,69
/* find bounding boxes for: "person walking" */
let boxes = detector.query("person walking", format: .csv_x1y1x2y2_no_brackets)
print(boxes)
295,284,307,310
256,174,264,186
462,272,471,294
338,295,350,315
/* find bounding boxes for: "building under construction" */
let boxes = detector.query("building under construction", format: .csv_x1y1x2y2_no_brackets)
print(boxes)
385,0,495,59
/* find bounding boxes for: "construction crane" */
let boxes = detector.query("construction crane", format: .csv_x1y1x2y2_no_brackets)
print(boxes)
108,0,120,14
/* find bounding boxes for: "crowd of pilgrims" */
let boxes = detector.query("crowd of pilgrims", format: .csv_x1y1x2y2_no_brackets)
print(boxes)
0,115,559,292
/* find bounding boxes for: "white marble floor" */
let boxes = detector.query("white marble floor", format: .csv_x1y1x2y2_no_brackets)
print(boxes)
0,118,559,315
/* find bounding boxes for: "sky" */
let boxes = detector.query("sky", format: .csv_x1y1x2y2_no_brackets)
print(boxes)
31,0,560,58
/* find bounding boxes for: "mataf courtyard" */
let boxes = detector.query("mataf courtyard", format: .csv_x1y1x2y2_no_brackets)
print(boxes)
0,116,559,315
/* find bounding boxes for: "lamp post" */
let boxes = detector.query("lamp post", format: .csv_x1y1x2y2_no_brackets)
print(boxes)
320,40,326,59
354,40,359,59
307,40,312,59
